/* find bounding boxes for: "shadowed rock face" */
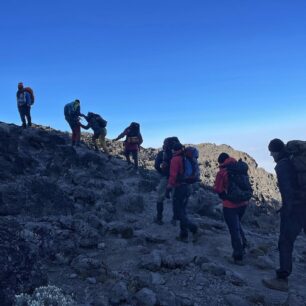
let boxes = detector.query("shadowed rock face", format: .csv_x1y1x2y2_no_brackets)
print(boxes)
0,218,47,305
1,122,300,306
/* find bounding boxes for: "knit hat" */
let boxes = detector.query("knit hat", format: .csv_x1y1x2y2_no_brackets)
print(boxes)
18,82,23,88
217,152,229,164
172,142,183,151
268,138,285,153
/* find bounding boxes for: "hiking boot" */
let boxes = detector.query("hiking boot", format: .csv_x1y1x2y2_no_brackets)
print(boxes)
262,277,288,292
154,217,163,225
234,258,245,266
22,123,26,128
227,256,245,266
27,122,32,127
175,236,188,243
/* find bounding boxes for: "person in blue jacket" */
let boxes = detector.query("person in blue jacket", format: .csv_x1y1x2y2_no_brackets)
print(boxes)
16,82,32,128
64,99,84,146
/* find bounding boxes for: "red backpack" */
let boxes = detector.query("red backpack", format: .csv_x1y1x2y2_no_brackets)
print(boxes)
24,87,35,105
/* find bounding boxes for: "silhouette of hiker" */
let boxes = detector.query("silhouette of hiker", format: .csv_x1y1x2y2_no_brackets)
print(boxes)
113,122,143,169
64,99,84,146
16,82,33,128
154,137,180,225
214,153,251,265
263,139,306,292
80,112,111,158
166,142,198,243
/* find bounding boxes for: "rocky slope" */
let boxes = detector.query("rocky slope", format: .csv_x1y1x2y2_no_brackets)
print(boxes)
0,122,305,306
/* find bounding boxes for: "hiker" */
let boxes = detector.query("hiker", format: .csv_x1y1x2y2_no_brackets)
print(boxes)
166,142,198,242
64,99,84,146
80,112,111,158
214,153,252,265
113,122,143,169
263,139,306,292
154,137,180,225
16,82,33,128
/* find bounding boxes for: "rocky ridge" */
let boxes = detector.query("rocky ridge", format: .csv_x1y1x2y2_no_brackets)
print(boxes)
0,122,305,306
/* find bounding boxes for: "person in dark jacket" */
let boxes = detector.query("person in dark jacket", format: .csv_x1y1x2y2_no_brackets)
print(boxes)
81,112,110,158
214,153,249,265
113,122,143,169
166,142,198,242
154,137,180,225
64,99,84,146
263,138,306,292
16,82,32,128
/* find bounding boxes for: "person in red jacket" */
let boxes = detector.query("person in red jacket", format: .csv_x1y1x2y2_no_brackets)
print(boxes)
214,153,248,264
166,142,198,242
113,122,143,169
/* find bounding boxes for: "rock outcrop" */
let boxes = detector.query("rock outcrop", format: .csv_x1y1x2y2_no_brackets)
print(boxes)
0,122,305,306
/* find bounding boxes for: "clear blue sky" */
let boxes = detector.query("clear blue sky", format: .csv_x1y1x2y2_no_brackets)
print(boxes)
1,0,306,172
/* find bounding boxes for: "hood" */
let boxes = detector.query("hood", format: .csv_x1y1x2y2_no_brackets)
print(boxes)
219,157,236,168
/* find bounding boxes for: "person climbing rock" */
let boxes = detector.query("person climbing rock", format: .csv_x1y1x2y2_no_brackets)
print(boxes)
80,112,111,158
113,122,143,169
64,99,84,146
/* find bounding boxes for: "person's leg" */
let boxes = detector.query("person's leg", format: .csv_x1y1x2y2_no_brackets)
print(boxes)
99,130,110,155
237,206,248,248
173,186,187,239
155,177,168,223
73,124,81,146
277,210,303,279
175,185,190,240
18,105,26,127
132,150,138,169
182,186,198,235
25,106,32,126
92,134,99,150
223,207,244,260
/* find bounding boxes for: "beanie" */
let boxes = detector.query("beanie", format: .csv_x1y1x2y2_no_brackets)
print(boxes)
268,138,285,153
218,152,230,164
172,142,183,151
18,82,23,88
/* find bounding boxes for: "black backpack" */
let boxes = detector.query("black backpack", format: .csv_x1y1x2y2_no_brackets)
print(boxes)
286,140,306,201
89,113,107,128
224,159,253,203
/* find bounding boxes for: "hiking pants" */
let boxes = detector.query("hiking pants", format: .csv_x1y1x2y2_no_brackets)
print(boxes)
277,206,306,279
173,184,197,238
223,206,247,260
125,149,138,168
93,128,109,154
66,117,81,145
18,104,31,126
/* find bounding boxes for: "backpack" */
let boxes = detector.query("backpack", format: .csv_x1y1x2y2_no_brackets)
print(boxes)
286,140,306,201
89,113,107,128
182,146,200,184
24,87,35,105
224,159,253,203
126,123,140,143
